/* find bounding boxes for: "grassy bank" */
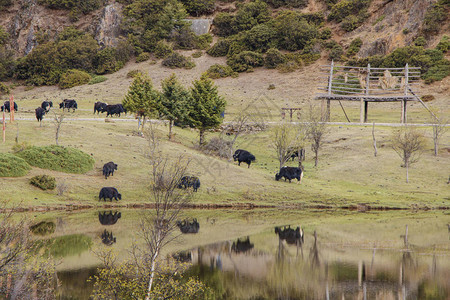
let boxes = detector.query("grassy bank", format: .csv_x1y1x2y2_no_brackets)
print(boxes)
0,115,448,209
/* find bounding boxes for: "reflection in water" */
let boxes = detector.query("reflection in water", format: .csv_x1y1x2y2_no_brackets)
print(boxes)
176,218,200,234
29,221,56,236
275,225,304,245
98,211,121,226
231,237,254,253
100,229,116,246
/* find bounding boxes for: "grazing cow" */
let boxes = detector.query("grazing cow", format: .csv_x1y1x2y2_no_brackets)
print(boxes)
287,147,305,161
102,161,118,179
1,101,18,112
101,229,116,246
98,211,122,225
99,187,121,201
275,225,304,245
231,237,254,253
94,101,108,114
176,219,200,234
105,104,125,117
275,166,303,183
233,149,256,168
35,107,46,125
41,100,53,112
59,99,77,112
178,176,201,192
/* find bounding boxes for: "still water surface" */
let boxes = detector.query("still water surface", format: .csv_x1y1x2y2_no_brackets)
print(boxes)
26,209,450,299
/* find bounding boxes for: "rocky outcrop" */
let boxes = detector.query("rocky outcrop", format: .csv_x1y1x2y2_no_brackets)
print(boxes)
94,3,122,48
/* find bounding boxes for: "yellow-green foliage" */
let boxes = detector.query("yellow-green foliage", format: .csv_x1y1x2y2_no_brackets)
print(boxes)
126,70,143,78
154,40,174,59
205,64,236,79
227,51,264,72
30,175,56,190
135,52,151,63
29,221,56,236
162,53,195,69
88,75,107,85
58,69,91,89
35,234,92,258
0,153,31,177
16,145,95,174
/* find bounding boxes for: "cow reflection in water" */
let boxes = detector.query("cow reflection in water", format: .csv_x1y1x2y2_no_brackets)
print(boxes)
275,225,304,245
176,219,200,234
98,211,122,225
101,230,116,246
231,237,254,253
172,251,192,263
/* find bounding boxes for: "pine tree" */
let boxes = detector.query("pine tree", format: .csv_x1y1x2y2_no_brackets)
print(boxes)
158,74,190,140
188,75,226,145
122,73,159,132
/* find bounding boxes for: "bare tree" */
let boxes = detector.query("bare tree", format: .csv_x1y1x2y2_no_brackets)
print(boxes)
306,103,328,167
52,111,66,145
272,122,306,169
431,118,447,156
391,126,426,183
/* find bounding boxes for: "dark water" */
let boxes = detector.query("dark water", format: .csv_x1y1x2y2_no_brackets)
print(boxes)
23,209,450,299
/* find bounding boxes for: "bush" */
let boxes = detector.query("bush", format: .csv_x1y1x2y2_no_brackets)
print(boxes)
30,175,56,190
212,13,236,37
227,51,264,72
127,70,142,78
329,44,344,61
58,69,91,89
273,11,319,51
328,0,371,23
422,61,450,84
414,36,427,47
205,64,236,79
207,39,231,57
88,75,107,85
277,60,299,73
0,82,9,94
192,51,203,58
436,35,449,53
38,0,105,14
94,47,124,75
171,27,198,50
423,1,448,35
319,27,332,40
347,38,362,56
29,221,56,236
233,0,271,32
264,48,286,68
154,41,174,59
136,52,151,63
244,23,277,52
0,153,31,177
262,0,307,8
181,0,215,16
16,145,95,174
162,53,195,69
341,15,360,32
203,137,232,158
196,34,213,50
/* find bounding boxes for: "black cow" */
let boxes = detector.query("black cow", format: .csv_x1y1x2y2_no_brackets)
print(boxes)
99,187,121,201
231,237,254,253
176,219,200,234
59,99,77,112
102,161,118,179
1,101,18,112
275,225,304,245
94,101,108,114
178,176,201,192
287,147,305,161
104,104,125,117
98,211,122,225
35,107,46,125
41,100,53,112
275,166,303,183
233,149,255,168
101,230,116,246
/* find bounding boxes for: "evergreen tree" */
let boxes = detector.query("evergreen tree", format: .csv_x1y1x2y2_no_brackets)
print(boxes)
188,75,226,145
122,73,160,132
159,74,190,140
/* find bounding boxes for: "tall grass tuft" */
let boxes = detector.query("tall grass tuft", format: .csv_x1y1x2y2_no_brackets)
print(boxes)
0,153,31,177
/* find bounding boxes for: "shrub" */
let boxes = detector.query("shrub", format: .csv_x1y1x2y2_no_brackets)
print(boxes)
88,75,107,85
127,70,142,78
0,82,9,94
205,64,236,79
227,51,264,72
30,175,56,190
180,0,215,16
29,221,56,236
436,35,449,53
192,51,203,58
171,27,198,50
58,69,91,89
12,142,30,153
136,52,151,63
414,36,427,47
341,15,360,32
56,180,69,196
421,94,435,102
274,11,319,51
347,38,362,56
328,0,371,23
329,44,344,61
244,23,277,52
268,84,275,90
233,0,271,32
0,153,31,177
422,61,450,84
262,0,307,8
423,1,448,35
16,145,95,174
154,41,174,59
203,137,232,158
212,13,236,37
37,0,105,14
264,48,286,69
94,47,125,75
196,34,213,49
162,53,195,69
277,60,299,73
319,27,332,40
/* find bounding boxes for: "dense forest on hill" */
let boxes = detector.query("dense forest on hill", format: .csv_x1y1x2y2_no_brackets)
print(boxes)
0,0,448,90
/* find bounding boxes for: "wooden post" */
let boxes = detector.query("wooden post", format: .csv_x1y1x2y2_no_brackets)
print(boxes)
326,100,331,122
403,100,407,123
364,101,368,123
402,64,409,123
361,64,370,123
326,61,334,122
9,94,14,123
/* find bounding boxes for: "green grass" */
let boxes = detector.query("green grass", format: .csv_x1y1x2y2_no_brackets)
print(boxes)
35,234,93,258
16,145,95,174
0,153,31,177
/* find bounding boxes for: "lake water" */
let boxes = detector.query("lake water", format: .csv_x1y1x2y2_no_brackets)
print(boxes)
24,209,450,299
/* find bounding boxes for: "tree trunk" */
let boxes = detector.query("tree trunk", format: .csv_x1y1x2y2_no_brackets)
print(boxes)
405,160,409,183
199,129,205,145
433,126,438,156
168,120,173,140
314,151,318,167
